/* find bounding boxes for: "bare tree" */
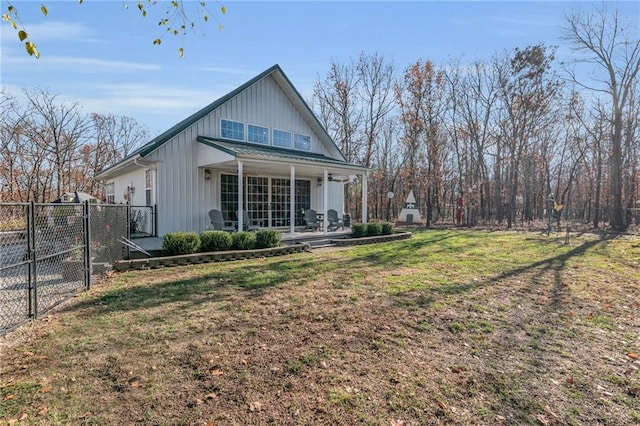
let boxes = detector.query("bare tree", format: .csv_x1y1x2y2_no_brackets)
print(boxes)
84,113,148,197
313,61,362,163
24,88,91,198
562,6,640,231
357,52,396,168
494,44,561,228
445,59,500,224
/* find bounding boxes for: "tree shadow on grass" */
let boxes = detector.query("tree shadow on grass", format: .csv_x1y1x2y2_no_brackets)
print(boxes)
60,256,331,318
386,233,619,312
356,230,461,265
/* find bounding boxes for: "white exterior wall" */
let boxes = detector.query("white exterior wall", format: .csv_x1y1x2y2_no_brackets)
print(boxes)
207,76,330,156
311,181,345,214
110,169,146,205
140,75,347,236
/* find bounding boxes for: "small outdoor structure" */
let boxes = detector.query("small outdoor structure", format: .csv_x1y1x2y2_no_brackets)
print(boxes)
398,190,423,225
96,64,369,237
52,191,100,204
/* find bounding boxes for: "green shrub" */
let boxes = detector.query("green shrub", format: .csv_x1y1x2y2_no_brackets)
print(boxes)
231,231,256,250
381,222,394,235
255,229,281,249
351,223,367,238
366,222,382,236
200,230,232,252
162,232,200,255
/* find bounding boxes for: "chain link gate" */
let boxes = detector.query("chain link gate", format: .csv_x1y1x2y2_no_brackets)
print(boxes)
0,202,129,335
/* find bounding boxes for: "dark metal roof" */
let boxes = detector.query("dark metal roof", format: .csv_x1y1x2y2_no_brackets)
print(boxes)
196,136,366,169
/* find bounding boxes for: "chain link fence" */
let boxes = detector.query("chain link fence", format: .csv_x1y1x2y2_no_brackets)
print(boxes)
130,205,156,237
0,202,129,335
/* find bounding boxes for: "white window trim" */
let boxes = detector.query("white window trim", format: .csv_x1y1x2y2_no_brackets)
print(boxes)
105,182,115,204
294,133,312,151
272,128,292,149
247,123,270,145
220,118,245,142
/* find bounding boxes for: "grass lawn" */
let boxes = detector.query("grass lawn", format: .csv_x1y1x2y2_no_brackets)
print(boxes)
1,229,639,425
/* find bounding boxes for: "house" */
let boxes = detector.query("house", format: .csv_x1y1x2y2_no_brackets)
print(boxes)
96,65,369,237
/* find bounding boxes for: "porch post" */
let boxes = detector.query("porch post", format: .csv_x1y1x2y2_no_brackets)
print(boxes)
237,160,243,231
323,169,328,234
362,172,368,223
290,165,296,235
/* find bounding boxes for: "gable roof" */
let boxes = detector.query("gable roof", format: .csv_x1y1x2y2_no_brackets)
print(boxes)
97,64,347,179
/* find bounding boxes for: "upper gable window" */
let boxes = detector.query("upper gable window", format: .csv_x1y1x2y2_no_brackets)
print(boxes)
273,129,292,148
221,119,244,141
248,124,269,145
294,134,311,151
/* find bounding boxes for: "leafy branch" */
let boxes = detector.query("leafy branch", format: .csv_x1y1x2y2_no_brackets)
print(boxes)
1,0,226,59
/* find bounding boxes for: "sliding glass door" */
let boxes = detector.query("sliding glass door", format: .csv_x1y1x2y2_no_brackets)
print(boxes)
221,174,311,228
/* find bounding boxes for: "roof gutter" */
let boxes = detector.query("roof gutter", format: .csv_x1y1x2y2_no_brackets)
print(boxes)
94,154,141,180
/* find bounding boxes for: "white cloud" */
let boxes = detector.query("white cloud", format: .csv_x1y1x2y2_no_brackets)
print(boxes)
66,83,227,134
0,20,98,45
25,21,95,41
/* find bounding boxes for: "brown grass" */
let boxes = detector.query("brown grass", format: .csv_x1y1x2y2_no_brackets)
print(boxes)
1,229,639,425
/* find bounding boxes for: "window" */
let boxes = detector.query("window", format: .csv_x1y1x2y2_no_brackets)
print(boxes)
221,119,244,141
220,174,239,222
272,129,292,148
105,182,115,204
294,134,311,151
294,179,311,226
248,124,269,145
145,169,153,206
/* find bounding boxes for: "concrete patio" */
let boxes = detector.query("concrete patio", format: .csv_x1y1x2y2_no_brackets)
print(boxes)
129,227,353,256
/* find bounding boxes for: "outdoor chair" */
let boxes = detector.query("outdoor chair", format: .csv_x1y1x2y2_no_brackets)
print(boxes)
238,210,260,232
208,209,236,232
304,208,321,231
327,209,344,231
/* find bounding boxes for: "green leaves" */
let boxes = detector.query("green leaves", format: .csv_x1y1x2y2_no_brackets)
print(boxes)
40,4,48,16
18,30,27,41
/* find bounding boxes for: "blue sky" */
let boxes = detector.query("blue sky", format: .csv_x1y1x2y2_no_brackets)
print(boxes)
1,1,638,137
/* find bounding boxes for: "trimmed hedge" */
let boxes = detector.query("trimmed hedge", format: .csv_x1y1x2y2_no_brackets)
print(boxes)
200,230,232,252
255,229,281,249
351,222,394,238
351,223,367,238
366,222,382,236
162,232,200,256
231,231,256,250
381,222,394,235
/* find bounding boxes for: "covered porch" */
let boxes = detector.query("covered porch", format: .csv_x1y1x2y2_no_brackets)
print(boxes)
196,136,368,235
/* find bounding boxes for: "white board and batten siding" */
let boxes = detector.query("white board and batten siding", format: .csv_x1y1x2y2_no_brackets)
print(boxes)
145,75,335,235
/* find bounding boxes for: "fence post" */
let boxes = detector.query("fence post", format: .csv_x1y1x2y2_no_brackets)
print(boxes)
153,203,158,237
83,200,92,290
27,201,37,319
